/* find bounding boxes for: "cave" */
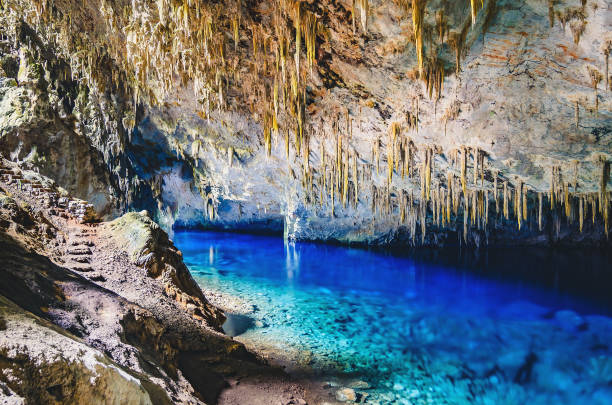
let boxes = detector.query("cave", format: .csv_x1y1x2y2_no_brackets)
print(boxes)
0,0,611,404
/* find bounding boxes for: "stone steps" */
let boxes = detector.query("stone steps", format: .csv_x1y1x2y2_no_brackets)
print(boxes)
65,247,92,256
68,264,94,273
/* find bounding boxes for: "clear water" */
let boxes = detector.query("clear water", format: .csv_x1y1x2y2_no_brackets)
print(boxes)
175,231,612,405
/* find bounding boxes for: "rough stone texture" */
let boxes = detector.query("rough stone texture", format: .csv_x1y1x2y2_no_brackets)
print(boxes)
0,0,610,247
0,296,157,405
0,160,309,404
102,210,225,326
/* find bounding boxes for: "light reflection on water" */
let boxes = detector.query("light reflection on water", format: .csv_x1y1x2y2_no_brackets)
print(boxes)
175,230,612,404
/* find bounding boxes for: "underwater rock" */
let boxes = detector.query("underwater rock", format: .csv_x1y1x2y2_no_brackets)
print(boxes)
335,387,357,402
348,380,371,390
222,314,255,337
554,310,585,332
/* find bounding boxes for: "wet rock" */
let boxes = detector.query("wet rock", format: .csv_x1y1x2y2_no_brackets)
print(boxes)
254,320,266,328
555,310,585,332
348,380,370,390
335,388,356,402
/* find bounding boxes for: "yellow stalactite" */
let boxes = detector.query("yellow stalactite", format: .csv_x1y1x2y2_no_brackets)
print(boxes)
412,0,425,76
460,147,467,198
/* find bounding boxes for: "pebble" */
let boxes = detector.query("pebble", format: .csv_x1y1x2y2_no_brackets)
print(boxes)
336,388,356,402
348,380,370,389
407,389,420,398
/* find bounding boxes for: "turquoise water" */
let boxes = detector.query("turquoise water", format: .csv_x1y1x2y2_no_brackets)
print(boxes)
175,231,612,405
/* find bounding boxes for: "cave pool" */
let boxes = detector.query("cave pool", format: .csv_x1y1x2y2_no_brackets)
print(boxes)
175,230,612,405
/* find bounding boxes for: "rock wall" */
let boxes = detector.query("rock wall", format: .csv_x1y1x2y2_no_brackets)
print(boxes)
0,160,298,404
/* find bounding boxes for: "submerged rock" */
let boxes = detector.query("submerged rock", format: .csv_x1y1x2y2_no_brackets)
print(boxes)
336,387,357,402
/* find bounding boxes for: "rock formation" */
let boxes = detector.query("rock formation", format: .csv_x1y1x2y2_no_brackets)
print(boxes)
0,159,307,404
0,0,610,247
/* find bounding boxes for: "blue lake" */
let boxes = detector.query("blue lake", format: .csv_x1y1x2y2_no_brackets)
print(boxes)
175,231,612,404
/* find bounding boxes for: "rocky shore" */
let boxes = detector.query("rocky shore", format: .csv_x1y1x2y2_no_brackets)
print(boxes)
0,157,309,404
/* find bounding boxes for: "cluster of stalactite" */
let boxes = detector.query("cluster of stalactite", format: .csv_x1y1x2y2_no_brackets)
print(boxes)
285,117,610,244
3,0,321,140
2,0,493,166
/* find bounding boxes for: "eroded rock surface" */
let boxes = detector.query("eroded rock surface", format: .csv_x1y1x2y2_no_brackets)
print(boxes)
0,158,309,404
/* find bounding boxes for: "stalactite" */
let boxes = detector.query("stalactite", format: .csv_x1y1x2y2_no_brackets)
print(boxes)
463,199,468,244
293,1,301,82
599,159,610,232
460,147,467,198
575,100,579,129
388,123,400,184
357,0,369,32
351,0,356,33
471,190,477,226
579,196,584,233
436,9,447,43
516,181,522,230
473,148,479,185
446,171,453,223
550,165,558,209
485,189,489,226
374,137,380,175
603,40,611,91
342,150,349,208
548,0,555,27
448,32,463,75
587,65,603,115
412,0,425,76
493,170,499,213
353,152,359,206
470,0,483,26
538,192,543,231
522,187,528,222
564,182,571,220
503,180,509,220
